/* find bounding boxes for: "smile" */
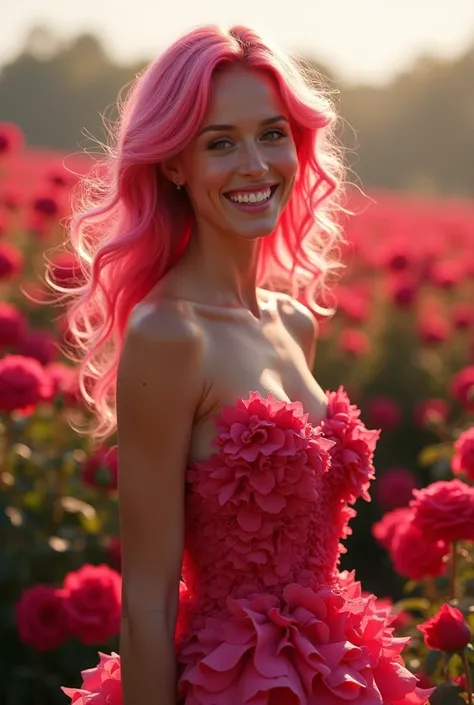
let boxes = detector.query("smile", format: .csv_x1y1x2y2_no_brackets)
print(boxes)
223,185,279,213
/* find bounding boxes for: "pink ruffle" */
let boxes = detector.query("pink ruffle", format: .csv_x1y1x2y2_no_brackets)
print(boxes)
178,582,433,705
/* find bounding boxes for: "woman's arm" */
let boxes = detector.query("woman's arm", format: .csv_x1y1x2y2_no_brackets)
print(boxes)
116,303,204,705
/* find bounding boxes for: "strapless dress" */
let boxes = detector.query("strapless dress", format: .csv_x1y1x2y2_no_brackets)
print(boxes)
62,388,433,705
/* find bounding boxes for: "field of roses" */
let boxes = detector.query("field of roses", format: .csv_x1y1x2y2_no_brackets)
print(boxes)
0,121,474,704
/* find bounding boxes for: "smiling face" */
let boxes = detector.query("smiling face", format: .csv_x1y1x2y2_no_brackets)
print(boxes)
174,65,298,241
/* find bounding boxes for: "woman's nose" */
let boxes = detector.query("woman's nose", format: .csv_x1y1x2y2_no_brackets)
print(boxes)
238,142,269,178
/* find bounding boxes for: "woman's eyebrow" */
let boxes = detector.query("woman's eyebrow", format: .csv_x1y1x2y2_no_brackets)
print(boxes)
198,114,288,136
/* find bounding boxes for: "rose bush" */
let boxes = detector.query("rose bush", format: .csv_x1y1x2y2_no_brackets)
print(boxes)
1,129,474,703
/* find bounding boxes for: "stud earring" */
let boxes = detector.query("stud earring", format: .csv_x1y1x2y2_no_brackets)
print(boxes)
175,178,182,190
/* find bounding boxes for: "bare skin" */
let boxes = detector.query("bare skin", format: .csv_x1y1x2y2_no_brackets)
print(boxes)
117,64,327,705
139,286,328,466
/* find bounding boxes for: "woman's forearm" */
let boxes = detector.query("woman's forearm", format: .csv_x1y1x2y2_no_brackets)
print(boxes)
120,611,177,705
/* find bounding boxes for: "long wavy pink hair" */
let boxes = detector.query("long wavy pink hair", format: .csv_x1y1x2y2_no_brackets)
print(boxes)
48,24,348,441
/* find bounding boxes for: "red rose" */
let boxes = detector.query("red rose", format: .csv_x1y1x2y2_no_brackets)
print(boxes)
390,519,449,580
0,122,24,155
81,446,118,491
451,303,473,331
16,329,57,366
15,584,70,651
339,329,370,357
414,398,449,429
49,252,84,287
418,312,449,346
366,396,401,430
450,367,474,412
388,275,418,308
32,195,60,217
0,242,23,279
0,303,27,347
62,564,121,645
418,603,471,652
452,427,474,481
45,362,80,407
410,479,474,543
372,506,413,551
0,354,53,412
376,467,418,511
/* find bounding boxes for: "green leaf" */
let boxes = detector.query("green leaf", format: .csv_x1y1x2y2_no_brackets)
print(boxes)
428,682,465,705
424,649,444,676
394,597,432,614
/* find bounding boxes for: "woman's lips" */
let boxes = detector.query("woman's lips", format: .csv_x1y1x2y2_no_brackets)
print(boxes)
223,184,279,214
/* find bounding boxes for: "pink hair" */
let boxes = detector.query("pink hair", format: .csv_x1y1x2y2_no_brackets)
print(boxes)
48,24,348,441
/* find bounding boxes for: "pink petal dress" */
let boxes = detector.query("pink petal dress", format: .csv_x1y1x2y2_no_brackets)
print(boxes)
63,388,434,705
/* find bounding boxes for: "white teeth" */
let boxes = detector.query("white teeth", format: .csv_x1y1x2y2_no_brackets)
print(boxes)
229,188,272,204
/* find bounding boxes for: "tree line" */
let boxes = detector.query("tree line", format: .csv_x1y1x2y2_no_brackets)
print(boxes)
1,25,473,197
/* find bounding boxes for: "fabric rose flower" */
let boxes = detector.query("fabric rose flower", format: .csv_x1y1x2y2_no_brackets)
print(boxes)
451,427,474,481
178,583,433,705
418,603,471,653
322,387,379,503
62,651,122,705
410,479,474,543
62,564,121,645
81,445,118,491
213,392,319,462
0,354,53,412
390,519,449,580
15,584,70,651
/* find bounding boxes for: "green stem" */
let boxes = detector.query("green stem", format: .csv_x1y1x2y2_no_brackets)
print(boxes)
462,649,473,705
449,541,458,602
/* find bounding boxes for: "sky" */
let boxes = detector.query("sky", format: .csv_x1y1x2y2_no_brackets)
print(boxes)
2,0,474,85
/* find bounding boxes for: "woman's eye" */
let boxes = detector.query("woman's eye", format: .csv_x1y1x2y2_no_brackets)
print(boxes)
207,128,287,151
207,137,233,150
263,128,288,141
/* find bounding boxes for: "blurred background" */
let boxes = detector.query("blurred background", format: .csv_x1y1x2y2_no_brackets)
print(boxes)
1,0,474,196
1,3,474,702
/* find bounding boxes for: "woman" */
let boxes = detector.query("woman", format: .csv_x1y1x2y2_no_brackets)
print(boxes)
58,24,432,705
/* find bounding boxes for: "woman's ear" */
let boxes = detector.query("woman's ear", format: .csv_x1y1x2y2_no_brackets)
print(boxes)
159,159,182,188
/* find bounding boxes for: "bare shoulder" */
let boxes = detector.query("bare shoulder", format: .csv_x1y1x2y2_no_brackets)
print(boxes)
117,299,206,438
274,292,318,365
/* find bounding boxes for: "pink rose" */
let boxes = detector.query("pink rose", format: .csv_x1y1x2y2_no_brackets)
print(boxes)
0,122,24,155
0,303,27,347
339,329,371,356
81,446,118,491
414,398,449,429
16,329,57,366
450,366,474,412
15,584,70,651
0,242,23,279
62,651,122,705
376,467,418,511
62,564,121,645
452,427,474,481
0,354,53,412
410,479,474,543
390,519,449,580
418,603,471,652
372,507,413,551
366,396,401,430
